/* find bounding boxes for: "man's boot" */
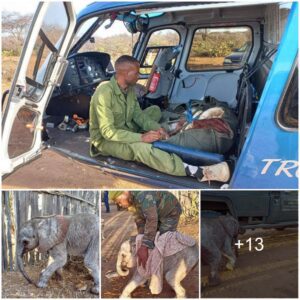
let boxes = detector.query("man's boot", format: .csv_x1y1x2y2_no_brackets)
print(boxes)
200,162,230,182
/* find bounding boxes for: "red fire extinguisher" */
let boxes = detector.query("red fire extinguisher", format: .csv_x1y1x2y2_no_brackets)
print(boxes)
149,71,160,93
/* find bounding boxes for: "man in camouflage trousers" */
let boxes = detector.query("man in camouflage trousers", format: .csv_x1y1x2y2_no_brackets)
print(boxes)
109,191,182,268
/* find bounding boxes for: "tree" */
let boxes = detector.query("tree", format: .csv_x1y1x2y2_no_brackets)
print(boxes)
2,11,32,55
171,191,199,221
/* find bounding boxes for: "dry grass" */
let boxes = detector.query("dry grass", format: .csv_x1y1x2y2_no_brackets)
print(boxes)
2,55,37,92
2,258,98,298
187,57,225,70
2,55,19,92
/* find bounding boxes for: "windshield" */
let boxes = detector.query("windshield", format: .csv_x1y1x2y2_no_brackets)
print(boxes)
76,18,140,65
72,17,98,47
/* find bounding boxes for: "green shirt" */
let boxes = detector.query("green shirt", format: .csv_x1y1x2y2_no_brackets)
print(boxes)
89,76,160,152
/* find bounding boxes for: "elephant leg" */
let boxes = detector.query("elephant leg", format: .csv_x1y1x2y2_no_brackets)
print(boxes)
84,237,99,294
37,244,67,288
165,267,187,298
223,238,236,271
54,268,63,281
208,249,222,286
120,270,147,298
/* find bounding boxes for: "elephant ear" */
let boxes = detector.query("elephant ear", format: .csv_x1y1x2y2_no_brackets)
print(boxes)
35,216,67,253
219,215,239,238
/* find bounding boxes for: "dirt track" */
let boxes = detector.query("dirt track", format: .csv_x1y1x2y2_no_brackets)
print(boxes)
202,228,298,298
101,204,199,298
2,149,151,189
2,258,98,298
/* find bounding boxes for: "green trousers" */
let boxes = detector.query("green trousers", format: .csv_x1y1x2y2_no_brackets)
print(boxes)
93,106,186,176
96,140,186,176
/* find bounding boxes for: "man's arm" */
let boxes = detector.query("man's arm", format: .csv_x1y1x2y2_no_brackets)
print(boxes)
134,205,158,243
134,196,158,268
134,213,146,235
94,87,142,143
140,202,158,249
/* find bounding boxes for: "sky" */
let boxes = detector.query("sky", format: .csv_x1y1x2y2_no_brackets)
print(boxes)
1,0,130,37
1,0,93,15
2,0,293,38
2,0,294,15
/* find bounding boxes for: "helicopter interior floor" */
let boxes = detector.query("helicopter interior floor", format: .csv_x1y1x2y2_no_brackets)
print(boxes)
46,127,222,189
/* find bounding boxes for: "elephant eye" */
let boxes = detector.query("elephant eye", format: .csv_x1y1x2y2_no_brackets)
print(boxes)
32,235,36,239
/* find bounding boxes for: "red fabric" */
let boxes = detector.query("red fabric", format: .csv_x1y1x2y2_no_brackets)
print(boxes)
136,232,196,294
191,118,231,134
55,215,71,244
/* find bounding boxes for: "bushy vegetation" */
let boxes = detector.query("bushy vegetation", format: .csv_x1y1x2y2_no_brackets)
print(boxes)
190,30,251,58
2,11,32,56
2,12,251,90
171,191,199,221
80,34,139,64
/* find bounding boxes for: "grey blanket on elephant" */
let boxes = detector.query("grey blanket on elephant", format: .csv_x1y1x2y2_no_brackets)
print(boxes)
162,97,238,154
17,213,99,294
136,232,196,294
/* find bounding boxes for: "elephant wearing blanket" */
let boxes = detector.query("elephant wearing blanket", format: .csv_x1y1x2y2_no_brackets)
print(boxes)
17,213,99,294
116,232,199,298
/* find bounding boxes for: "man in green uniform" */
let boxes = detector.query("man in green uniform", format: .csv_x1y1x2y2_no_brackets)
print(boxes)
109,190,182,268
89,55,229,182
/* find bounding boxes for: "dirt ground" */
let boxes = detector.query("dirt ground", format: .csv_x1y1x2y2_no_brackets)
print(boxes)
101,204,199,298
2,258,98,298
2,149,151,189
201,227,298,298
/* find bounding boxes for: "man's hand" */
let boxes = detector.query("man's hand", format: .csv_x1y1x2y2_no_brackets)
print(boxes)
158,128,169,140
137,245,149,269
141,131,161,143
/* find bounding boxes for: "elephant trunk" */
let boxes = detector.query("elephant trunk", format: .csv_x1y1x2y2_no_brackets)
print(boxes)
116,252,129,277
17,244,37,287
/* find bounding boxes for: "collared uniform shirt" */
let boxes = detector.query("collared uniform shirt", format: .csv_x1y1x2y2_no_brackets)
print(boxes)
89,76,160,149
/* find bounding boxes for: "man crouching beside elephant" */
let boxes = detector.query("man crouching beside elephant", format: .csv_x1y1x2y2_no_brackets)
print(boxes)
109,191,182,268
109,191,199,298
17,213,99,294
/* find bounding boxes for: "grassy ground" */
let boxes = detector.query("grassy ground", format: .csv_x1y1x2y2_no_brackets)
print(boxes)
2,258,98,298
2,55,19,92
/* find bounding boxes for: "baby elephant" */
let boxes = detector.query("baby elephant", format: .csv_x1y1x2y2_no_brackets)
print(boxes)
17,213,99,294
116,236,199,298
201,214,239,286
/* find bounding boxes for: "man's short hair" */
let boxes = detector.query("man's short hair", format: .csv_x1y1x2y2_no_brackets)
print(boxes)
115,55,139,70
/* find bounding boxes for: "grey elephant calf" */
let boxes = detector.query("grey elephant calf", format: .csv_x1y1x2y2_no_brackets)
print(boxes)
17,213,99,294
201,215,239,286
116,236,199,298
